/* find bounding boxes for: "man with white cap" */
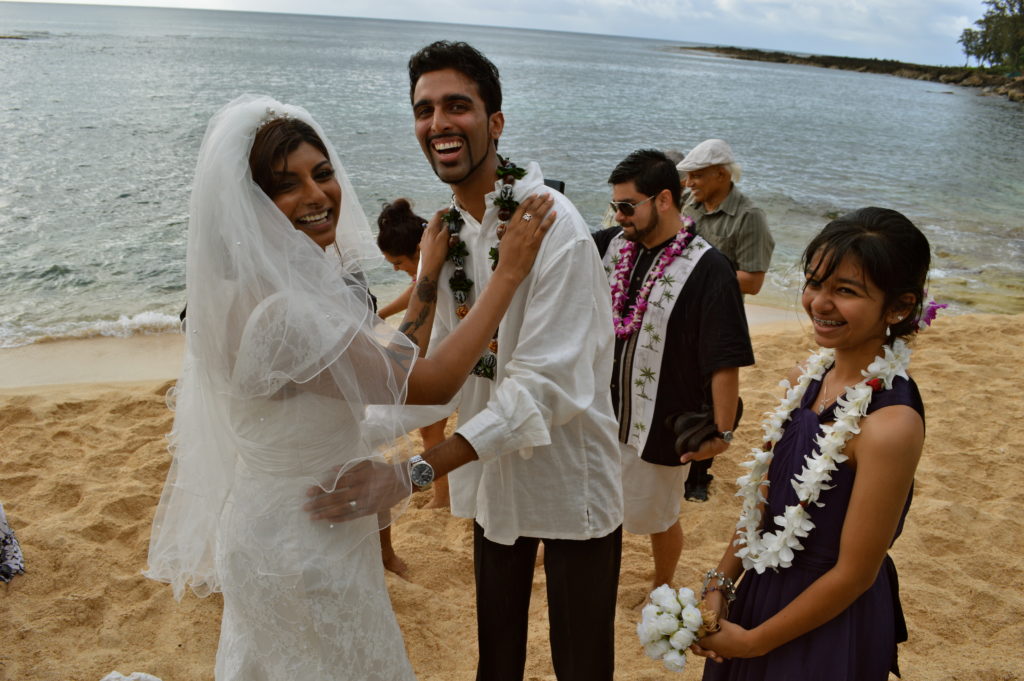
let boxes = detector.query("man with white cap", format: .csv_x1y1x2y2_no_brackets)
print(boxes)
677,139,773,502
678,139,774,297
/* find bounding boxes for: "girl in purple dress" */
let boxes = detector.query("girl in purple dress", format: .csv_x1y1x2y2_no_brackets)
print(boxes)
695,207,932,680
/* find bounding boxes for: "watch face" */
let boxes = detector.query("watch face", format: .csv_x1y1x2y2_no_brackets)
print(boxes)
410,460,434,487
720,431,733,443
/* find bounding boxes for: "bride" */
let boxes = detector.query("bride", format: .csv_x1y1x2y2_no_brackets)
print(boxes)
145,94,554,680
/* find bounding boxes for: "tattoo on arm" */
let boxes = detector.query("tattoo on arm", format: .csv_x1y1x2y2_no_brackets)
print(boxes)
399,275,437,348
383,342,415,374
415,276,438,303
399,307,430,345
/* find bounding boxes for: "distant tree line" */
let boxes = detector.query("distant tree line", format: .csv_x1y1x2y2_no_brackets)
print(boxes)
959,0,1024,71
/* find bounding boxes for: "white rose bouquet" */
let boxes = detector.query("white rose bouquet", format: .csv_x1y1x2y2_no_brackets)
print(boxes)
636,584,720,673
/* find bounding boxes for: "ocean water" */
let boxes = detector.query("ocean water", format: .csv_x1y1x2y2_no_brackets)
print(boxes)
1,2,1022,347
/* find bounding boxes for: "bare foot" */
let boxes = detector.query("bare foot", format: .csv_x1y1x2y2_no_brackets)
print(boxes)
382,551,409,578
379,525,407,578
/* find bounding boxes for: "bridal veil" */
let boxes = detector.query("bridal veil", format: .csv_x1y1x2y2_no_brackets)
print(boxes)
146,94,416,600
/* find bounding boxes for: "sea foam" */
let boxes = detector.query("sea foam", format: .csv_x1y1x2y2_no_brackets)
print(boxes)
0,311,182,348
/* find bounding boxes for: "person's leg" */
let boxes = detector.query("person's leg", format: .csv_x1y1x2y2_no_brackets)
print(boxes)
421,417,450,508
543,527,622,681
474,522,539,681
684,458,713,501
649,519,683,588
378,512,408,577
622,451,686,591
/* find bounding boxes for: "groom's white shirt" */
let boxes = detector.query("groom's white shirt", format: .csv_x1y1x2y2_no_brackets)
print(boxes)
425,162,623,545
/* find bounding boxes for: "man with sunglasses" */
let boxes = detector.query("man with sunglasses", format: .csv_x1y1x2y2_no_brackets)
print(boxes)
593,149,754,591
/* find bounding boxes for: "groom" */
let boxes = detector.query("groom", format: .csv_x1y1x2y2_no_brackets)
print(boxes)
402,41,625,681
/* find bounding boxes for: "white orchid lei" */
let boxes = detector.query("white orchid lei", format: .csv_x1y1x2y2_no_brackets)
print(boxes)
733,338,912,574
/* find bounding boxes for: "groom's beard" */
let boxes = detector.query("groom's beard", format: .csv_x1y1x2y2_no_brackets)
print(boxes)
426,134,493,186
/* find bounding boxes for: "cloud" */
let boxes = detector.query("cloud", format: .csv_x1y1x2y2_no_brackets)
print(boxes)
6,0,988,64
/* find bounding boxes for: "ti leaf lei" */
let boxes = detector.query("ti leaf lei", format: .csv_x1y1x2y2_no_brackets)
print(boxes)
439,156,526,380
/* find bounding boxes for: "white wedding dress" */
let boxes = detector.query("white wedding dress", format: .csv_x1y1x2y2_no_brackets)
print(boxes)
145,95,417,681
214,388,415,681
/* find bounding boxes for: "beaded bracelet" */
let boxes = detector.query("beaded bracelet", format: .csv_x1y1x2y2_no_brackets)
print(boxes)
701,569,737,603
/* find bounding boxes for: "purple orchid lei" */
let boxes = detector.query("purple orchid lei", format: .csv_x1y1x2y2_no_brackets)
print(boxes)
611,219,696,339
915,293,948,330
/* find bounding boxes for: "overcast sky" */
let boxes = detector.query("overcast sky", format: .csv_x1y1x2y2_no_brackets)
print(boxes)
6,0,987,65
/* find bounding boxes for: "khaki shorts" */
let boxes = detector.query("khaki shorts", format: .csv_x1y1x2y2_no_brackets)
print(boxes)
621,443,689,535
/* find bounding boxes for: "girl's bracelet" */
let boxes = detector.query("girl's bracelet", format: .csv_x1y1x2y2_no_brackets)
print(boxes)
701,569,737,603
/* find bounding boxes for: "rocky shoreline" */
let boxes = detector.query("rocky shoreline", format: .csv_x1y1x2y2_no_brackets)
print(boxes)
676,46,1024,103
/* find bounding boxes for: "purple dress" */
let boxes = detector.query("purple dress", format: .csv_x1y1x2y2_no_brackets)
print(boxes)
702,373,923,681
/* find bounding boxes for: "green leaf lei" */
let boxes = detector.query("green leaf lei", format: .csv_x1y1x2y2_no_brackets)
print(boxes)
439,156,525,380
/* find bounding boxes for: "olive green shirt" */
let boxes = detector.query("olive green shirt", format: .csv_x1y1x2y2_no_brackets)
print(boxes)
682,186,774,273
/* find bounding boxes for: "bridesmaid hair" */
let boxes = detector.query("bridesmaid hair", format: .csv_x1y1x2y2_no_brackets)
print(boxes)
376,199,426,258
802,207,931,342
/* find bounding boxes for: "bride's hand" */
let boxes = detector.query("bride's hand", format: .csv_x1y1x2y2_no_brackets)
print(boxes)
417,209,451,280
493,193,556,283
303,459,411,523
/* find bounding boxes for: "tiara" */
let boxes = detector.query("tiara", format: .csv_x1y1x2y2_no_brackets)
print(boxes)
256,106,293,131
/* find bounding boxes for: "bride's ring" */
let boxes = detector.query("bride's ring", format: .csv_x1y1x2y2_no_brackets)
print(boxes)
522,213,533,221
348,500,357,508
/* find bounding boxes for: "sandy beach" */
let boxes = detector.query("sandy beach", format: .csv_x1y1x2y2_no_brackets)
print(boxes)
2,310,1022,681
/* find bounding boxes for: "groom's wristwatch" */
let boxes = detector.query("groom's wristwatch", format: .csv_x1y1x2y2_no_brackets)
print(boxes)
717,430,734,443
409,455,435,490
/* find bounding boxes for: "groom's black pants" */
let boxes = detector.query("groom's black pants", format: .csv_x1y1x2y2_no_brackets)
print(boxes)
473,522,622,681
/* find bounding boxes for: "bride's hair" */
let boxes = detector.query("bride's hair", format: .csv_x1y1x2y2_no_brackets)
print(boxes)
249,118,329,198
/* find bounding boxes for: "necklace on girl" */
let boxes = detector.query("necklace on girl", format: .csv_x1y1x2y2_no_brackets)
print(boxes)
816,374,837,414
440,156,526,379
734,338,912,574
609,217,696,339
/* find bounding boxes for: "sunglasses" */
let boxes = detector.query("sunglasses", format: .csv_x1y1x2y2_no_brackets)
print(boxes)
609,195,655,217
